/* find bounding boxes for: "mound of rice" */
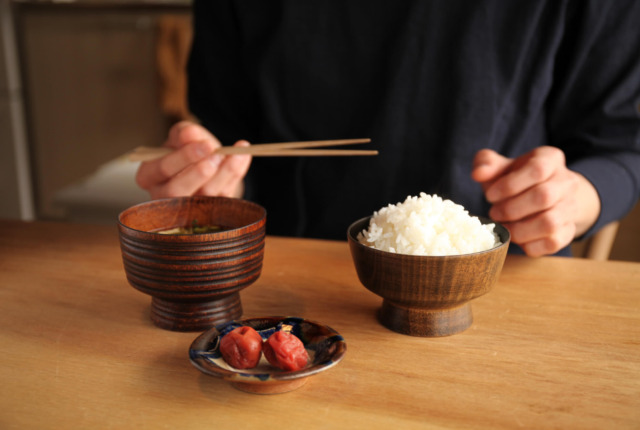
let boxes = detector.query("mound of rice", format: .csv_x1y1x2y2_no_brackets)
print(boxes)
357,193,500,256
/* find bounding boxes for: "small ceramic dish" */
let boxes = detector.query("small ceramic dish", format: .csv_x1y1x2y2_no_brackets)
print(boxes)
189,316,347,394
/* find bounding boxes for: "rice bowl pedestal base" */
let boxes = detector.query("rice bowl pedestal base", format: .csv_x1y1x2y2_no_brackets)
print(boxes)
379,300,473,337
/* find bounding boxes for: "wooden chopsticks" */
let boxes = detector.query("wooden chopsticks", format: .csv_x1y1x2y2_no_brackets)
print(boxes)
128,138,376,162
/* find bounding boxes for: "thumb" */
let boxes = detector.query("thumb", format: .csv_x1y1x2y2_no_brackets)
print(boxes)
471,149,513,187
169,122,222,151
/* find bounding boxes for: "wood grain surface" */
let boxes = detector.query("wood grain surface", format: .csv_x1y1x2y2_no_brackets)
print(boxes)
117,196,266,331
0,220,639,429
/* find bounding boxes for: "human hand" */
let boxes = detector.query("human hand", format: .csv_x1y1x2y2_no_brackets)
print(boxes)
471,146,601,257
135,121,252,199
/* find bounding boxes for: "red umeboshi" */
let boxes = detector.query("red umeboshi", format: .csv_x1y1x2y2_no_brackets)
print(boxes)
219,326,263,369
263,331,309,371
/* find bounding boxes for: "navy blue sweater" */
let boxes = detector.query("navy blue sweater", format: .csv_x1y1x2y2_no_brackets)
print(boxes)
188,0,640,255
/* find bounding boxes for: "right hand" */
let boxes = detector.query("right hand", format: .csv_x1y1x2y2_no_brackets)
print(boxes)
135,121,252,199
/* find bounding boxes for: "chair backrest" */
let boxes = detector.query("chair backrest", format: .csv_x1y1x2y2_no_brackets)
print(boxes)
579,221,620,261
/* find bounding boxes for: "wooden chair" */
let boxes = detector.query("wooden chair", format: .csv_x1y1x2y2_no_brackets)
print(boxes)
578,221,620,261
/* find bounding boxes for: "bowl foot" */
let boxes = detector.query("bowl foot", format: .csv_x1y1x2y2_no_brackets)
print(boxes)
379,300,473,337
150,293,243,332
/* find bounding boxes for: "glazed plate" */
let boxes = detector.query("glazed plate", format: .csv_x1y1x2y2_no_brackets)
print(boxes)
189,316,347,394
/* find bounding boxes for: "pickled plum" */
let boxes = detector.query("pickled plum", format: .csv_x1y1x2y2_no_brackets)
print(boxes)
263,331,309,371
219,326,263,369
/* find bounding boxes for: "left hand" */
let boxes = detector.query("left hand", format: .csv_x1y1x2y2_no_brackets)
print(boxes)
471,146,601,257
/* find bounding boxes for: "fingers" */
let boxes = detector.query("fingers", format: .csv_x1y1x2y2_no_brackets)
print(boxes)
149,152,225,198
167,121,217,150
484,147,572,224
165,121,194,149
196,140,252,197
144,140,251,199
136,122,222,192
471,149,512,186
135,121,252,199
483,147,565,203
488,174,575,222
136,140,221,192
471,146,581,257
503,207,577,257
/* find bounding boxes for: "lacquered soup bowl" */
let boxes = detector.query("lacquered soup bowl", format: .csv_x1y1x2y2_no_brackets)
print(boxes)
118,196,266,331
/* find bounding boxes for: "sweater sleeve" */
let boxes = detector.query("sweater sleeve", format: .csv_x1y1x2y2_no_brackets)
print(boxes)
548,0,640,237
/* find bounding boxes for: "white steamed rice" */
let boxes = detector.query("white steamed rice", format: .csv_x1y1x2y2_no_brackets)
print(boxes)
357,193,500,256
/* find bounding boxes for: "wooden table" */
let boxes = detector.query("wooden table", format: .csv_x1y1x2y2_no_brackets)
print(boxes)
1,220,639,429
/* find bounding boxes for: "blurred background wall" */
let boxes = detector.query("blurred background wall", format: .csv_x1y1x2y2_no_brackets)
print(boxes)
1,0,33,221
1,0,191,223
1,0,639,262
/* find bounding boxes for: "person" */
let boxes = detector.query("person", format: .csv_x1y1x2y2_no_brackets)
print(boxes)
136,0,640,257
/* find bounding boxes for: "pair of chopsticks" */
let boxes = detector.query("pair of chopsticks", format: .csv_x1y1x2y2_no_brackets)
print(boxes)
128,138,376,162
